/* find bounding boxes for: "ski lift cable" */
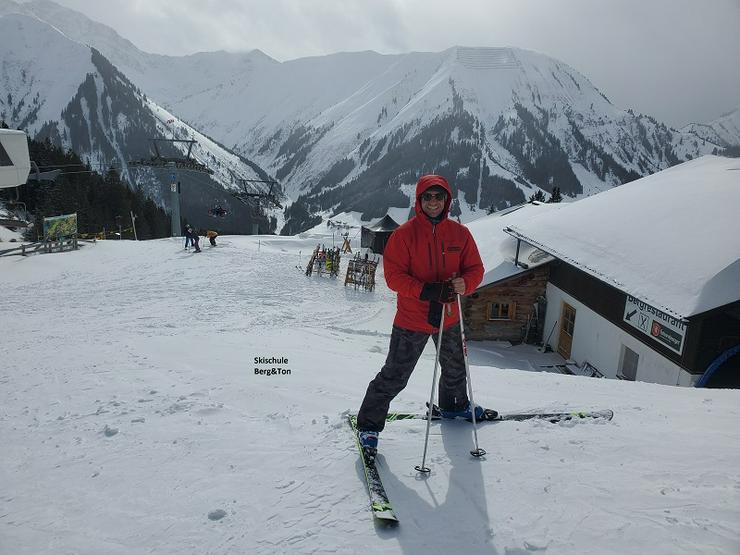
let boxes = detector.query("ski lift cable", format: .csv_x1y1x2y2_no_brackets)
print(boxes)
33,163,102,169
55,170,105,176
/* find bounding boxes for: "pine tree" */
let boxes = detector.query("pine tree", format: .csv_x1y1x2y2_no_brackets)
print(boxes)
2,134,171,240
529,190,546,203
548,187,563,203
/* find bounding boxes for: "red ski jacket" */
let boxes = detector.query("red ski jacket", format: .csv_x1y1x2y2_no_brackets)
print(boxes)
383,175,484,333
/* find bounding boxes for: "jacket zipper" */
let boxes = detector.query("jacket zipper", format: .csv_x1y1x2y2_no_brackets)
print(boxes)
434,227,452,316
432,225,440,281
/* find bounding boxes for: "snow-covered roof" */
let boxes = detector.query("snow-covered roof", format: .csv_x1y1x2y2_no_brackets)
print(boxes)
466,202,566,287
364,214,400,232
505,155,740,319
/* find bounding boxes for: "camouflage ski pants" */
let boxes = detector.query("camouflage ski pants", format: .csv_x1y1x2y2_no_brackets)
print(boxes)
357,324,469,432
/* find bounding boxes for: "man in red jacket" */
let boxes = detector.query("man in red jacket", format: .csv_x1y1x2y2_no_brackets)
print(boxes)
356,174,487,456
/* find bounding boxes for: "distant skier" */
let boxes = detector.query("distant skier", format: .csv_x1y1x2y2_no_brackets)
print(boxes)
185,225,201,253
205,229,218,246
355,175,491,457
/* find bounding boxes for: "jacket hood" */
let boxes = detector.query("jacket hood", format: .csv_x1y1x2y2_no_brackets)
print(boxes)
414,174,452,220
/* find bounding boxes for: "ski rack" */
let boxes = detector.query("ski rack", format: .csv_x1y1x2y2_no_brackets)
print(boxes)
305,244,341,278
344,252,378,291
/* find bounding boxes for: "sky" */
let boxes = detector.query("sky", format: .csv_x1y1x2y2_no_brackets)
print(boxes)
28,0,740,128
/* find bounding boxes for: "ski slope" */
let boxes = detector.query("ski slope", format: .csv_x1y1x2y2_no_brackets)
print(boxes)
1,231,738,555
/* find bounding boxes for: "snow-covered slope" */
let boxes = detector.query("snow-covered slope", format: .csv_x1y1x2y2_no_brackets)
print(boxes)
0,14,160,194
0,11,95,133
683,106,740,148
1,233,738,554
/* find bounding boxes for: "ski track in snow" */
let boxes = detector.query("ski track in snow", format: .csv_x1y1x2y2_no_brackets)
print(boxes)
1,236,739,555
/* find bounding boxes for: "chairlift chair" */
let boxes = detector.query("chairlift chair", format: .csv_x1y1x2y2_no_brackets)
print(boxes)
208,204,228,218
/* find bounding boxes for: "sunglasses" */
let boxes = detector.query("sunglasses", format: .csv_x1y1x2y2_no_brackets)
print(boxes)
421,192,447,202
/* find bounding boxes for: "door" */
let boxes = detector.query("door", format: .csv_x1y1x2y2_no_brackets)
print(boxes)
558,303,576,360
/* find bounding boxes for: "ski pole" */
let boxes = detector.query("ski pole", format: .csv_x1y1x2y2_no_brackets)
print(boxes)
457,291,486,458
415,305,446,474
540,319,558,352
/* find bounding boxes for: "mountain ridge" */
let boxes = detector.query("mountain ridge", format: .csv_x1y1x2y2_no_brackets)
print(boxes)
1,0,735,234
0,11,279,233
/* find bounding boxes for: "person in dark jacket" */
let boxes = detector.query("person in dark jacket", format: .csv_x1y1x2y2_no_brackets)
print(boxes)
356,174,487,454
185,225,201,253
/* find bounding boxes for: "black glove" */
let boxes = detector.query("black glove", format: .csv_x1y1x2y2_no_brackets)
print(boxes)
427,301,443,327
420,281,456,303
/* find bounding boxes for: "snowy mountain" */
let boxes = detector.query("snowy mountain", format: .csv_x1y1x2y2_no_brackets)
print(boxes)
62,25,722,223
1,231,738,554
0,11,279,233
2,0,733,233
0,0,276,111
683,106,740,149
214,46,719,227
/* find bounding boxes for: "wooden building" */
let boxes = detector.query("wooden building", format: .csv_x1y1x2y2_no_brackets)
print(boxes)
503,156,740,387
463,265,550,342
463,202,565,343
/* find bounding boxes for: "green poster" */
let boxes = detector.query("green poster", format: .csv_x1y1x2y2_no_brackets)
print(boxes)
43,213,78,240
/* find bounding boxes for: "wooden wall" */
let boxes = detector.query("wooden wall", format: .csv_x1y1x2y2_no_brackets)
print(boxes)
463,265,550,342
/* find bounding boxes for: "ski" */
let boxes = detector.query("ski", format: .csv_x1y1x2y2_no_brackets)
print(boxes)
386,407,613,424
347,415,399,525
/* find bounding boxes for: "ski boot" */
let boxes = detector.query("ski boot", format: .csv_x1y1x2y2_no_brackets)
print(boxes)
358,430,379,461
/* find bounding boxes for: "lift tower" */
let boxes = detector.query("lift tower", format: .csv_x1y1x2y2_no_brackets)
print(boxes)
129,139,213,237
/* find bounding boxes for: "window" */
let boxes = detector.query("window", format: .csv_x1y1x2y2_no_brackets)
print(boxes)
619,345,639,381
488,301,516,321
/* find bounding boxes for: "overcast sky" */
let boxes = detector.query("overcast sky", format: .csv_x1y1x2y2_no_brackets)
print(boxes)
45,0,740,128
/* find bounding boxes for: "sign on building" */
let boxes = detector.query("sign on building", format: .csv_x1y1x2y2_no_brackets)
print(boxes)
623,295,686,355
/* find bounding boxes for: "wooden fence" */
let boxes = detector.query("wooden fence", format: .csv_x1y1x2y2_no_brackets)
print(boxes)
0,236,91,257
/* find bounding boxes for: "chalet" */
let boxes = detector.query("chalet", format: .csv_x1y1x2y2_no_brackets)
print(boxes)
463,202,564,344
498,155,740,387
